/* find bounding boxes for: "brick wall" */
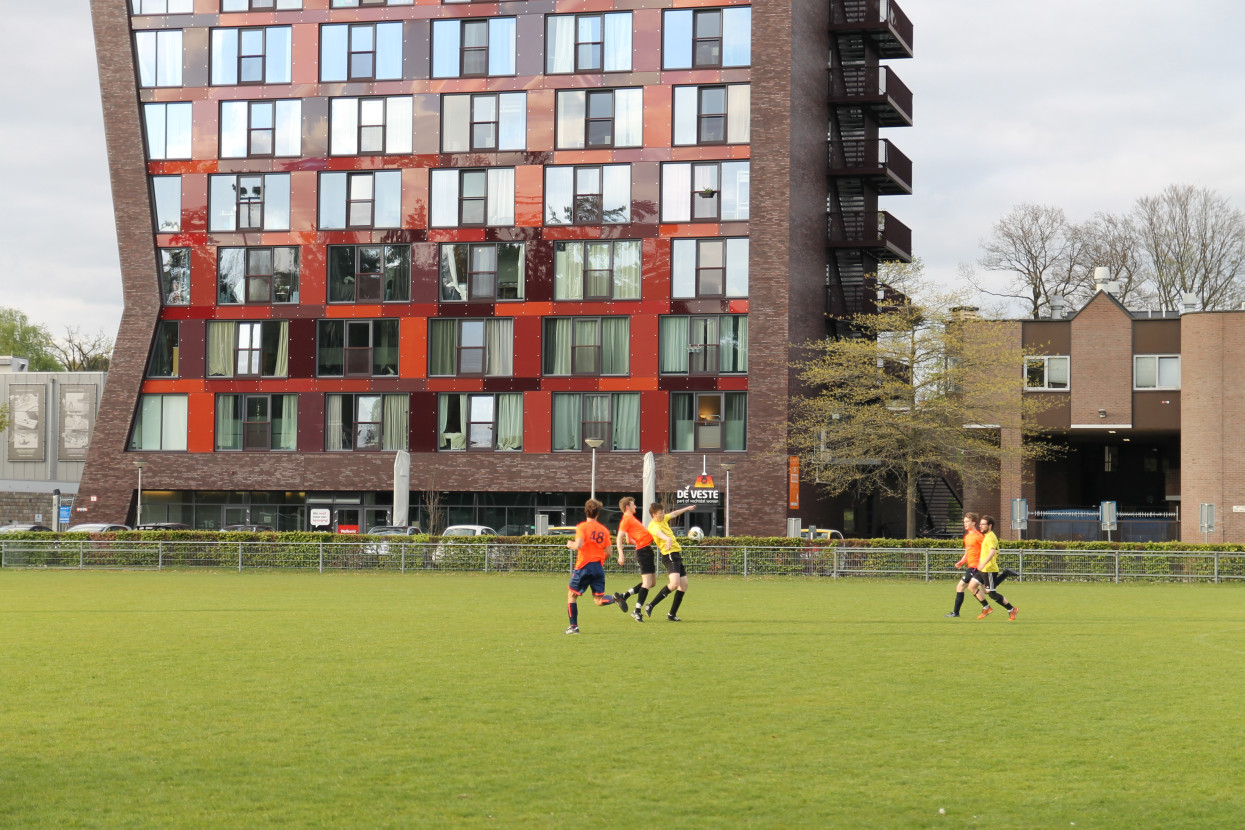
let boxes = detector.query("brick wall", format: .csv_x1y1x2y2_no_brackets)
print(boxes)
1070,293,1134,427
0,493,57,527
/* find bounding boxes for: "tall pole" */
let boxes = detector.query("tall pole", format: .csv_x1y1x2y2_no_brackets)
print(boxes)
721,462,735,537
133,460,147,527
585,438,604,500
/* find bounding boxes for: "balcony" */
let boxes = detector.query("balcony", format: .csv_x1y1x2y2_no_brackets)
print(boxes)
828,66,913,127
829,0,914,59
827,211,912,261
828,139,912,194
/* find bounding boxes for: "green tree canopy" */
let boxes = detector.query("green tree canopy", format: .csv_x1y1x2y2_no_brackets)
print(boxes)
0,308,63,371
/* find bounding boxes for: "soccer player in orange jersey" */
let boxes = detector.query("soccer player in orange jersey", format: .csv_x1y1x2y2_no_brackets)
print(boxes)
945,512,991,618
615,496,657,623
564,498,627,634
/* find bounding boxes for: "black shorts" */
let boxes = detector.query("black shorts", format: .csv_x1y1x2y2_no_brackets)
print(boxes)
975,570,1000,592
635,544,656,575
958,568,976,584
661,551,686,577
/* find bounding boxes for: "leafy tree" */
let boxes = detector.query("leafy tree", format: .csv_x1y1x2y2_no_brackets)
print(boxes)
0,308,62,371
790,282,1058,538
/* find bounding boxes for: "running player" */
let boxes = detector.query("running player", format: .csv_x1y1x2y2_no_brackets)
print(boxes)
643,503,695,621
564,498,626,634
946,512,991,618
970,515,1018,620
615,496,657,622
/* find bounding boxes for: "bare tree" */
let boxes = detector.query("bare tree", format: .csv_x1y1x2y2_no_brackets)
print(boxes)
52,327,113,372
420,472,447,535
1132,184,1245,310
1070,211,1154,308
974,204,1085,317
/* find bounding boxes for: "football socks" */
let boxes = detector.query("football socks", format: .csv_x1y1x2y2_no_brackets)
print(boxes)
669,589,686,616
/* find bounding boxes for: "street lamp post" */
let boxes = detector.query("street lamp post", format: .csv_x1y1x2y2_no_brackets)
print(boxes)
133,461,147,528
720,462,735,536
585,438,604,500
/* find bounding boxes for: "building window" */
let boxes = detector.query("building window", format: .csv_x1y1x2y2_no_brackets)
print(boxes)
152,176,182,232
317,320,400,377
545,164,630,225
215,394,298,451
662,7,751,69
132,0,193,12
671,391,746,451
210,27,292,85
555,88,641,150
661,161,750,223
441,93,526,152
143,102,192,160
208,173,291,232
546,13,632,73
207,320,289,378
428,318,513,377
1135,355,1180,390
147,322,180,378
135,30,183,87
220,100,301,158
429,168,515,228
327,245,411,303
660,315,748,375
326,394,409,451
222,0,302,10
320,22,403,82
329,97,412,156
671,238,748,298
130,394,188,451
318,171,402,230
330,0,412,7
554,241,640,300
543,317,630,376
218,247,299,305
553,393,640,452
439,243,524,301
673,85,749,146
159,248,190,305
437,393,523,451
1025,355,1070,390
431,17,516,78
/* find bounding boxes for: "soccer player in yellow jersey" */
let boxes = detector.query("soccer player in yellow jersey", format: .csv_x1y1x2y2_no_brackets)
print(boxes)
643,503,695,621
564,498,626,634
946,512,992,618
971,515,1018,620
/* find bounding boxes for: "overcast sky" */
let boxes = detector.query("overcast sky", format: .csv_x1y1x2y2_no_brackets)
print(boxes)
3,0,1244,343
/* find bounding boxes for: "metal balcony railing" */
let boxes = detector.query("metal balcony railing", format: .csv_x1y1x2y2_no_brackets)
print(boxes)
829,66,913,126
827,211,912,261
828,138,912,193
829,0,914,58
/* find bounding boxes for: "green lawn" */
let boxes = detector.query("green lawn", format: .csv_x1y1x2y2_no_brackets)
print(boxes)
2,571,1244,828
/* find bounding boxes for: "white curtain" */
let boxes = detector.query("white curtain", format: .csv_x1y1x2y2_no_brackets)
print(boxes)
486,168,514,226
615,88,643,147
274,321,289,377
661,163,691,223
603,12,632,72
383,395,408,450
485,318,513,376
727,84,751,144
552,394,579,451
215,395,239,451
275,395,297,450
496,394,523,451
601,318,629,375
547,318,572,375
614,240,641,299
547,16,575,73
555,242,584,300
660,317,690,373
612,393,639,451
326,395,344,451
207,321,235,377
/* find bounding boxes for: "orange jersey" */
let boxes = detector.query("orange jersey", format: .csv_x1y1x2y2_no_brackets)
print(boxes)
574,519,611,569
962,529,984,568
618,513,654,549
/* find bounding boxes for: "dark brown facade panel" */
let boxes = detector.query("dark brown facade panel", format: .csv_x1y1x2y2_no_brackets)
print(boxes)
1133,319,1181,354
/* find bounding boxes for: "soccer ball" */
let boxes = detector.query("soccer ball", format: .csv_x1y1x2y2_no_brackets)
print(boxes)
688,526,705,540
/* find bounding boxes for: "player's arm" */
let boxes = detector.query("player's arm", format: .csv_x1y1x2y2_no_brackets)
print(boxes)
567,528,583,552
979,544,997,570
667,505,695,519
615,528,628,565
651,524,675,548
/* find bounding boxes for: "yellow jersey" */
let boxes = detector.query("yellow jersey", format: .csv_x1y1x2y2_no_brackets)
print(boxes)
648,518,680,555
979,530,1000,573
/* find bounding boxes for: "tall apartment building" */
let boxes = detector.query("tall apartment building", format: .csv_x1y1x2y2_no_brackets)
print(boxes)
82,0,912,534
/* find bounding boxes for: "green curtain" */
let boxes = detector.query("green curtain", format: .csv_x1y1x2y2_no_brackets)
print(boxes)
573,319,598,374
554,242,583,300
660,317,689,373
326,394,345,450
485,319,512,376
438,393,467,449
601,318,629,375
429,319,455,376
496,393,523,451
274,321,289,376
383,394,408,450
207,321,236,377
614,240,641,299
274,394,298,450
552,393,579,451
724,393,747,451
215,395,241,450
612,393,639,450
545,318,572,375
671,393,694,451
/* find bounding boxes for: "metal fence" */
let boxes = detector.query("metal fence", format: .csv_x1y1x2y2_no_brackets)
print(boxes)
4,539,1245,584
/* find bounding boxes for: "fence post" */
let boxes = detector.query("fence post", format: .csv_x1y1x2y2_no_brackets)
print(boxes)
158,541,164,571
743,547,748,578
1018,549,1023,582
401,543,406,574
319,540,324,573
924,549,929,582
1215,551,1219,584
238,543,243,573
484,544,489,573
80,541,85,570
1,541,5,568
1114,550,1119,584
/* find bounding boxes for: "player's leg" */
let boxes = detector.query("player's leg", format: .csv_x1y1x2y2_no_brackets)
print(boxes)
947,573,969,617
566,581,582,634
667,561,689,621
645,562,678,617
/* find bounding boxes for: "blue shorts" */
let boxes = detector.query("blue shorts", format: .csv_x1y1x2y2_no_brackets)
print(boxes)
569,561,607,596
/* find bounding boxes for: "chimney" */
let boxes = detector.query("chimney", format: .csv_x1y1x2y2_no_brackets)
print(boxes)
1093,266,1110,292
1050,295,1067,319
949,306,980,321
1182,293,1199,314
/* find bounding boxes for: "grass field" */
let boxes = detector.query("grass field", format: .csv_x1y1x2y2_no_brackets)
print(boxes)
3,571,1245,828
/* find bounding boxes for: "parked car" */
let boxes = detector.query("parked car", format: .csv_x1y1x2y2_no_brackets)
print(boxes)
441,525,498,537
66,523,131,533
0,523,53,533
137,522,191,531
366,525,423,536
220,524,275,532
545,526,576,536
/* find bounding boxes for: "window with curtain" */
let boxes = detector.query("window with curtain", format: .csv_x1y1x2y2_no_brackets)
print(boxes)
329,96,413,156
441,92,526,152
431,17,516,78
218,246,299,304
136,29,183,88
660,161,750,223
671,238,748,299
316,319,399,377
543,317,630,376
662,7,751,70
147,322,179,378
327,244,410,303
206,320,289,378
429,168,515,227
319,171,402,230
553,241,640,300
320,22,404,82
1025,355,1070,390
552,393,640,451
659,315,747,375
555,88,642,150
325,393,409,451
672,84,750,146
129,394,188,451
439,243,525,301
215,394,298,451
428,318,513,377
220,99,301,158
438,393,523,451
544,164,631,225
210,26,292,85
1134,355,1180,390
670,391,745,451
545,12,632,73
